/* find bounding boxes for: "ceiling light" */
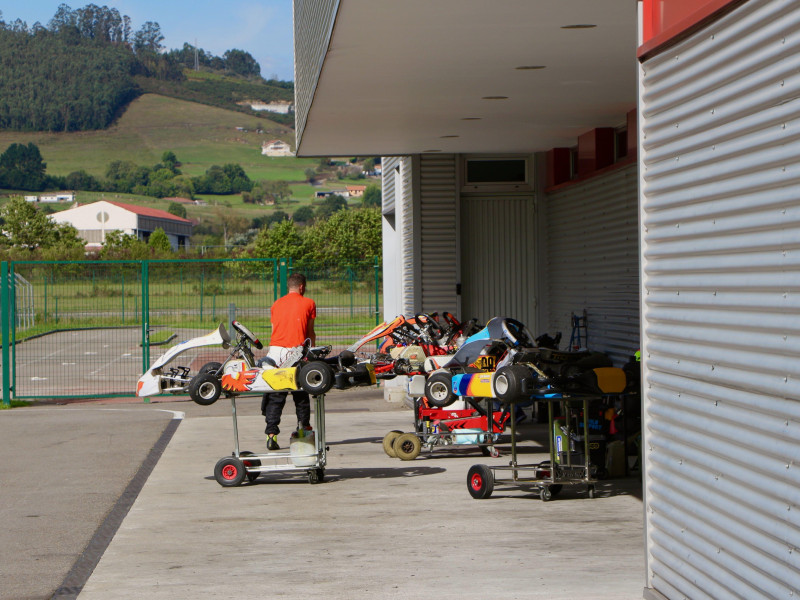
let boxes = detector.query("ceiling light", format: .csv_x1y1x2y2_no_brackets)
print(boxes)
516,65,546,70
561,24,596,29
440,135,460,138
482,96,508,100
461,117,482,121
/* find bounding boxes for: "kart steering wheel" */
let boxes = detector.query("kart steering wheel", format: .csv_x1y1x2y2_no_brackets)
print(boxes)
504,318,533,347
414,313,445,340
231,320,263,350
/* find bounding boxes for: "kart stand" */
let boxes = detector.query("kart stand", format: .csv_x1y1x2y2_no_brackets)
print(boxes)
213,393,327,486
467,393,598,501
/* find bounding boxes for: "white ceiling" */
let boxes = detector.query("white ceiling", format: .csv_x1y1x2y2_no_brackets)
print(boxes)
296,0,640,157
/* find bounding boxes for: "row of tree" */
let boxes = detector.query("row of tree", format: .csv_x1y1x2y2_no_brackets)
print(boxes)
0,4,281,132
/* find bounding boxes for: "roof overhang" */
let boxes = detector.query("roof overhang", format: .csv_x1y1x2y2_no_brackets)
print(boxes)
295,0,639,157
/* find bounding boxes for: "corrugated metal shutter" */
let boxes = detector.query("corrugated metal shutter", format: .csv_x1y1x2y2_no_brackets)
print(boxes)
640,1,800,598
544,164,640,365
461,196,537,329
420,154,459,316
293,0,339,149
398,157,416,315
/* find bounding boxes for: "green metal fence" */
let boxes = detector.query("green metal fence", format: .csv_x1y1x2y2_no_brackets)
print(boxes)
0,257,381,404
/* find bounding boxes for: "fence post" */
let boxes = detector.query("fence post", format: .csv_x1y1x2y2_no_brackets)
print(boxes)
200,269,205,321
279,258,288,296
142,260,150,377
373,256,380,326
121,272,125,324
1,262,10,407
348,266,354,318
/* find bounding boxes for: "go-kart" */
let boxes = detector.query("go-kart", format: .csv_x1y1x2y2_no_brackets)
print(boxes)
350,312,480,378
136,320,375,405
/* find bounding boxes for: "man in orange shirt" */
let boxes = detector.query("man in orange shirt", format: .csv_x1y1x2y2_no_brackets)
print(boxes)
261,273,317,450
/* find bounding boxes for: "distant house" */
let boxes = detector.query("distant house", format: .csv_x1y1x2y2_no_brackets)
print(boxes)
24,191,75,203
261,140,294,157
50,200,192,250
346,185,367,198
248,101,294,114
314,190,350,200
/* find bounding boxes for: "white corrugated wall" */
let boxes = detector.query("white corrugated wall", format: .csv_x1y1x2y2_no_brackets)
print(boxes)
381,156,416,319
419,154,459,316
544,164,640,365
640,1,800,598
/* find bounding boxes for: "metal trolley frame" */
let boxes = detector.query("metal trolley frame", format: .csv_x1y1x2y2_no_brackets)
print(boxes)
213,393,328,486
466,393,598,501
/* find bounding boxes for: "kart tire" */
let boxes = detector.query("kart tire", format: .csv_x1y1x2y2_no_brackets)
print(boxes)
214,456,246,487
299,361,334,395
382,430,404,458
425,372,456,407
493,365,530,402
467,464,494,499
199,361,222,375
189,372,222,405
393,433,421,461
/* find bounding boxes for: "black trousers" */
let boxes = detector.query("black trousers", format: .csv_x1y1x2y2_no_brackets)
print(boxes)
261,391,311,435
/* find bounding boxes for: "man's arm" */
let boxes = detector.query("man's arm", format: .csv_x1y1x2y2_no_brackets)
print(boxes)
307,318,316,345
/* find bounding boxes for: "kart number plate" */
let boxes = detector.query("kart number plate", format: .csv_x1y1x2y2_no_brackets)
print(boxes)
473,356,496,371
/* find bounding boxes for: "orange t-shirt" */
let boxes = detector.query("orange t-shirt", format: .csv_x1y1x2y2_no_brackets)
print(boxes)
269,292,316,347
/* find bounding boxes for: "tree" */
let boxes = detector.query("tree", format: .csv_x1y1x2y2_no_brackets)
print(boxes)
361,184,381,207
147,228,172,253
315,194,347,220
167,201,187,218
161,150,180,173
253,219,304,259
303,207,381,263
133,21,164,54
292,206,315,223
100,229,149,259
213,205,249,246
0,143,47,190
0,196,63,250
223,49,261,77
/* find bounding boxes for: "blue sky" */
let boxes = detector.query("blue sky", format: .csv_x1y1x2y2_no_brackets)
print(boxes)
1,0,295,80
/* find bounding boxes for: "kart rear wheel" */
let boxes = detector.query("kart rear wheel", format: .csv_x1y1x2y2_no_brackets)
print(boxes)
199,361,222,375
393,433,421,461
382,430,403,458
189,373,222,405
299,361,334,395
425,372,456,407
214,457,246,487
493,365,529,402
467,464,494,499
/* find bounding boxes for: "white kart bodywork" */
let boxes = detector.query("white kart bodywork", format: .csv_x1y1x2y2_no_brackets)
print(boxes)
136,324,232,397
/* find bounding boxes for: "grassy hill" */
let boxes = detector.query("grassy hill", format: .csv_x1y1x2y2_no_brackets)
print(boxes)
0,93,312,181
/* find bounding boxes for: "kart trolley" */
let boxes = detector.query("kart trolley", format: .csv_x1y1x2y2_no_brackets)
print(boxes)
214,393,328,487
466,392,599,501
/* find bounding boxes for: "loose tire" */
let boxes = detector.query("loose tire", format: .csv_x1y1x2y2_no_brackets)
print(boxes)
425,372,456,407
493,365,530,402
383,430,403,458
480,445,500,458
467,464,494,499
214,456,246,487
298,361,334,395
393,433,422,461
189,372,222,405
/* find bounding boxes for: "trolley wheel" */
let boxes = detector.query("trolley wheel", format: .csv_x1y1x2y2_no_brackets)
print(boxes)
480,445,500,458
467,464,494,499
393,433,421,461
199,361,222,375
241,451,261,483
588,484,596,499
189,372,222,406
382,430,403,458
214,456,246,487
298,361,334,395
549,484,563,498
308,468,325,484
540,486,553,502
424,372,456,407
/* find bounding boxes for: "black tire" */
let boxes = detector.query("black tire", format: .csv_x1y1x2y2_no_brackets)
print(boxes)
425,372,456,407
188,372,222,405
383,430,403,458
393,433,421,461
199,361,222,375
298,361,334,394
308,468,325,484
549,484,563,498
588,484,596,499
480,445,500,458
541,486,553,501
492,365,530,402
214,457,246,487
467,464,494,499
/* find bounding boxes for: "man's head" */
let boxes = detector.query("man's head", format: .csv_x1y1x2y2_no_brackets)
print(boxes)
287,273,307,294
